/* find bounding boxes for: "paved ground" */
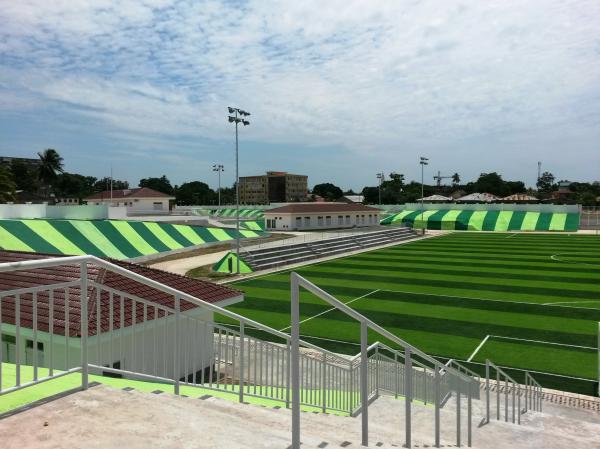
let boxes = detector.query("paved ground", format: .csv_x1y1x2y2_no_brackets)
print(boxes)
1,384,598,449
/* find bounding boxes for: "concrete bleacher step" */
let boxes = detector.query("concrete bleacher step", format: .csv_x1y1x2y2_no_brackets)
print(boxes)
244,228,419,271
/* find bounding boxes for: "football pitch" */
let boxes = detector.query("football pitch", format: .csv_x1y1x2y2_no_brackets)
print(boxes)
222,232,600,395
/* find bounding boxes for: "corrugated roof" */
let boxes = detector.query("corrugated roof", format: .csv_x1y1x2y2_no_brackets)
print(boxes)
501,194,538,201
85,187,174,200
0,251,242,337
456,192,499,202
417,195,452,201
265,203,380,214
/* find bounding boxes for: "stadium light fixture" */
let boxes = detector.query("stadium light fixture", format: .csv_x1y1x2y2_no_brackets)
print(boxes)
376,172,385,205
419,157,429,234
228,107,251,274
212,164,224,207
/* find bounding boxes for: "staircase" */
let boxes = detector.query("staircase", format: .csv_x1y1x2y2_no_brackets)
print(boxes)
241,227,419,271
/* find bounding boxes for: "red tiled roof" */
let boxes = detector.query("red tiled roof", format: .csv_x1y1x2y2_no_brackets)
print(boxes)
85,187,174,200
0,251,242,337
265,203,381,214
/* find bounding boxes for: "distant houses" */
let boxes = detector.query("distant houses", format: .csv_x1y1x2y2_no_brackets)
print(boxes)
85,187,174,214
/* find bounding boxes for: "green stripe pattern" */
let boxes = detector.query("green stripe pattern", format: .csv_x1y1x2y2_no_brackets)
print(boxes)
382,210,579,231
210,209,264,218
240,220,266,231
0,219,265,260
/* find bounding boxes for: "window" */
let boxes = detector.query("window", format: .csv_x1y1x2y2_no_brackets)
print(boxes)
317,216,324,226
338,216,343,225
326,216,331,226
296,217,302,228
1,334,16,363
345,215,351,225
304,216,311,227
153,202,163,210
26,339,44,351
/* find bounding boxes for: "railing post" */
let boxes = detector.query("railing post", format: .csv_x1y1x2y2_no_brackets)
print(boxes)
80,262,89,390
321,350,327,413
405,346,412,449
239,322,245,403
467,382,472,447
456,377,461,447
375,345,380,397
394,351,399,400
434,365,440,448
504,377,508,422
496,370,500,420
524,373,528,412
517,385,521,425
360,320,369,447
286,339,291,409
485,360,490,423
291,273,301,449
512,381,516,423
174,295,180,395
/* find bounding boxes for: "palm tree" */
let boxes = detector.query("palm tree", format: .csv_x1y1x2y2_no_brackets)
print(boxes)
451,173,460,186
0,165,16,203
37,149,64,197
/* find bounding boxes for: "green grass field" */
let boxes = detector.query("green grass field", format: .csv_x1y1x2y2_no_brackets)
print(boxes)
223,232,600,395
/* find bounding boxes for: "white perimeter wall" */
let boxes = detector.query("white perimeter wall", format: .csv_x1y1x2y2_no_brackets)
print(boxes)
0,204,126,220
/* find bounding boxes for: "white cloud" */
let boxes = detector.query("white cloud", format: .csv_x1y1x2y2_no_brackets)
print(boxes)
0,0,599,185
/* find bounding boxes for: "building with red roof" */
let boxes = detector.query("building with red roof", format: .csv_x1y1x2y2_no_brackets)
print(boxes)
85,187,175,214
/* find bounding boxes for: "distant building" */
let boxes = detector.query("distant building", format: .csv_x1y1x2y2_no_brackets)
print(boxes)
455,192,499,203
552,181,574,201
85,187,174,214
416,194,452,203
239,171,308,205
0,156,41,169
264,203,381,231
501,194,538,202
341,194,364,203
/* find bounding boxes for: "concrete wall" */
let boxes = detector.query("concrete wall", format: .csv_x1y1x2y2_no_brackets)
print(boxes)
265,211,380,231
0,308,215,381
0,204,118,220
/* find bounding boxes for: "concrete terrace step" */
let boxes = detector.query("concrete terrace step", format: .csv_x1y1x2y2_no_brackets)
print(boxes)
243,228,419,271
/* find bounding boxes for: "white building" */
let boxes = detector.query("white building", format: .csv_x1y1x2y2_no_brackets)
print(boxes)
264,203,381,231
85,187,174,215
0,251,243,381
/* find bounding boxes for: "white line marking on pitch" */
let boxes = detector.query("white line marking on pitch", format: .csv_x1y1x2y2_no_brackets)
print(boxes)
378,288,600,310
489,334,596,350
505,233,518,239
543,300,600,306
467,335,490,362
279,289,380,332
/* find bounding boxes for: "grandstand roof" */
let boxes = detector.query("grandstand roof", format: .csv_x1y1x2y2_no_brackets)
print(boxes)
0,251,243,336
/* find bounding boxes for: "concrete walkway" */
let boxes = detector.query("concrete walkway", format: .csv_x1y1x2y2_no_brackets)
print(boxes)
150,250,230,276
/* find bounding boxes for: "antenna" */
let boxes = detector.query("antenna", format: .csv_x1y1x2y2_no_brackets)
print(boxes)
537,161,541,181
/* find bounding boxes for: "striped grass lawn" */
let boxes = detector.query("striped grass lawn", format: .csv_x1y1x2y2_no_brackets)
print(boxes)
222,232,600,395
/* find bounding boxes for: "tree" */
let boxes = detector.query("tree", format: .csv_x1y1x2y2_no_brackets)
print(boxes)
37,149,64,186
10,160,39,193
139,175,174,195
505,181,526,195
93,177,129,192
473,172,508,197
311,183,343,201
361,186,379,204
0,165,16,202
451,173,460,186
53,173,97,200
175,181,216,205
536,171,555,195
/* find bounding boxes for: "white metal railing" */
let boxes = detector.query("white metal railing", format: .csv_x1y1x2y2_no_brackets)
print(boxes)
485,359,542,426
290,272,480,449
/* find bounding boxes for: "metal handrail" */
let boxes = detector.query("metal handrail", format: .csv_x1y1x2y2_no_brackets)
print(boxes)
290,272,475,449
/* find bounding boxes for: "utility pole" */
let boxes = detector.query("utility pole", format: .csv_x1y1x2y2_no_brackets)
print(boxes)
213,164,224,206
420,157,429,235
110,165,113,204
228,107,250,274
376,172,384,205
537,161,542,183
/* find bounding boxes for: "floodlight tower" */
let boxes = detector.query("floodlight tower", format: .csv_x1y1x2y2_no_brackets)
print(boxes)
212,164,224,206
376,172,385,205
228,107,251,274
420,157,429,234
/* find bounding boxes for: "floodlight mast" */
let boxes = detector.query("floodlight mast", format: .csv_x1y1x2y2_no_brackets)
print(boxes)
228,107,251,274
212,164,224,206
376,172,385,205
420,157,429,235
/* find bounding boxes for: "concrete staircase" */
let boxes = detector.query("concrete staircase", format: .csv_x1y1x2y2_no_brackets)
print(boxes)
242,227,419,271
2,383,598,449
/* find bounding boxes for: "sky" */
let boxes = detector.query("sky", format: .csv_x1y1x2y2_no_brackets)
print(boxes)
0,0,599,191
